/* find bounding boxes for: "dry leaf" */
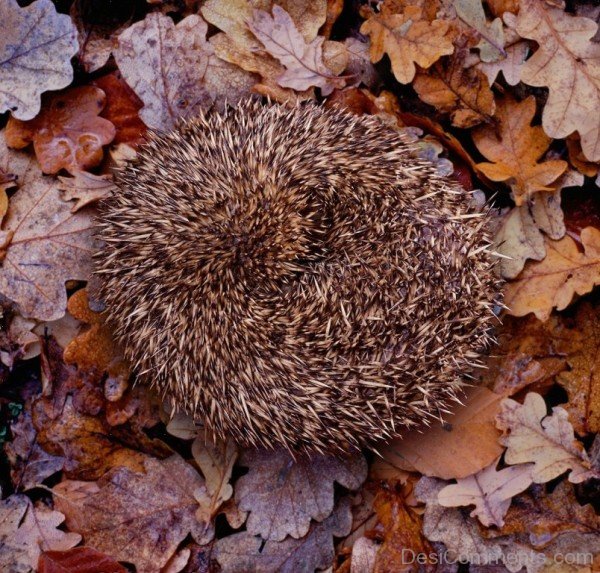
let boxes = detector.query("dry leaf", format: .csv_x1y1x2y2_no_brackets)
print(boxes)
39,546,128,573
360,5,454,84
54,455,212,573
497,392,599,484
0,495,81,572
0,0,78,120
114,13,254,132
413,44,496,128
453,0,506,62
504,226,600,321
0,132,96,321
437,459,533,527
516,0,600,161
344,38,379,88
214,497,352,573
235,447,367,542
556,303,600,434
5,86,116,175
473,96,567,205
373,386,504,480
248,6,345,94
58,172,116,213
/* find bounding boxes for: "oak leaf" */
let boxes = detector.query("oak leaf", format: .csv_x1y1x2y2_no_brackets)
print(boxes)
5,86,116,175
437,459,533,527
496,392,599,484
214,497,352,573
472,96,567,205
235,447,367,541
360,5,455,84
0,0,78,120
248,6,345,94
453,0,506,62
0,495,81,572
413,44,496,128
114,13,255,132
504,226,600,321
39,547,127,573
556,303,600,434
0,132,96,321
516,0,600,161
58,172,116,213
373,387,504,480
54,455,213,573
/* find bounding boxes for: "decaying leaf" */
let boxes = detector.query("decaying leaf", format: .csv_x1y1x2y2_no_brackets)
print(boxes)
373,387,504,480
516,0,600,161
473,96,567,205
413,44,496,128
214,497,353,573
0,0,78,120
360,5,454,84
39,546,128,573
437,459,533,527
0,494,81,572
504,226,600,321
453,0,506,62
54,455,212,573
0,132,96,321
235,447,367,542
58,172,116,213
5,86,116,175
114,12,255,132
248,6,345,94
497,392,599,484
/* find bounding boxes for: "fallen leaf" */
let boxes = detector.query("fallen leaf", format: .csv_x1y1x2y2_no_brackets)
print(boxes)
0,132,96,321
248,6,345,94
360,5,455,84
0,494,81,572
413,43,496,128
373,387,504,480
344,38,379,88
453,0,506,62
54,455,212,573
5,86,116,175
235,447,367,541
350,537,378,573
114,12,254,132
472,96,567,205
504,226,600,321
496,392,599,483
566,134,599,178
214,497,353,573
39,546,127,573
0,0,78,120
58,172,116,213
556,302,600,434
437,459,533,527
516,0,600,161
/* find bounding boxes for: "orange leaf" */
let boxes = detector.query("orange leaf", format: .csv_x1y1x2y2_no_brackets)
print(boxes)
5,86,115,175
504,226,600,321
39,547,127,573
473,95,567,205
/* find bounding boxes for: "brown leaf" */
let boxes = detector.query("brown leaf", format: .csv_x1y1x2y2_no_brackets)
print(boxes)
556,302,600,434
373,387,504,480
0,132,96,321
58,172,116,213
54,455,211,573
473,96,567,205
0,0,78,120
114,13,255,132
360,5,455,84
413,45,496,128
235,447,367,541
504,226,600,321
214,497,352,573
248,6,345,94
437,459,533,527
516,0,600,161
39,546,127,573
0,495,81,572
5,86,116,175
497,392,599,483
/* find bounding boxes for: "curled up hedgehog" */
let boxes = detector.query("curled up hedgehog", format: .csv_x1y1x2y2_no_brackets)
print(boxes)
96,100,499,455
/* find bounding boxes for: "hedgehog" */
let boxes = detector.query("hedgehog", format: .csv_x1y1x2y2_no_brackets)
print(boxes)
95,99,499,454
